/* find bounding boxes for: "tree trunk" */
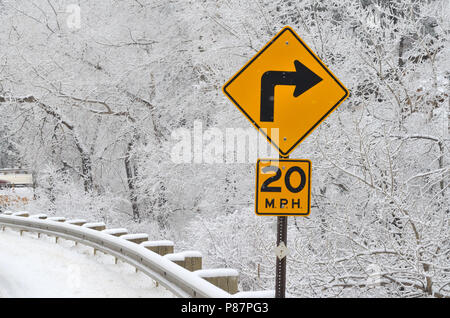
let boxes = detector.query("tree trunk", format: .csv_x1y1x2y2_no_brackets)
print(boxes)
125,140,140,221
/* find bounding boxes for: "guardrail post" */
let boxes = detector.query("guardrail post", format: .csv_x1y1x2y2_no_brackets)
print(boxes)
102,228,128,237
165,254,185,268
141,240,174,256
67,220,87,247
82,222,106,231
184,255,202,271
195,269,239,294
48,216,66,222
30,214,47,220
66,219,87,226
13,212,29,217
165,251,202,272
13,212,29,236
121,233,149,244
30,214,47,239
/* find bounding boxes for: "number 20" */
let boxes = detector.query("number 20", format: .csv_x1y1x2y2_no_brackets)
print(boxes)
261,165,306,193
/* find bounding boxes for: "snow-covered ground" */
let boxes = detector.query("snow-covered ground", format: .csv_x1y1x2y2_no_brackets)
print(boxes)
0,228,175,298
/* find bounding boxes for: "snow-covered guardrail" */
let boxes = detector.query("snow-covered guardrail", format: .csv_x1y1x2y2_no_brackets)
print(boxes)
0,213,234,298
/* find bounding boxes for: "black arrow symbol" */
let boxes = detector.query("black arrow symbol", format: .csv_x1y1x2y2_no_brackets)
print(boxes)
260,60,323,122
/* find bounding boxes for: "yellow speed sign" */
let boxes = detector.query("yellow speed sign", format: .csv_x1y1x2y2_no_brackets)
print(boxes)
256,159,311,216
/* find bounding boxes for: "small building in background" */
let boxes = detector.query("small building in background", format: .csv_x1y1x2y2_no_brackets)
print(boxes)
0,168,34,209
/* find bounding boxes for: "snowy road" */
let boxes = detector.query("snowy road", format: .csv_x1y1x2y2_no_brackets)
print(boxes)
0,228,175,298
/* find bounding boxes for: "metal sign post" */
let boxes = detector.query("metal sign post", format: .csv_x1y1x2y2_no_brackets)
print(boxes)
275,215,288,298
275,154,288,298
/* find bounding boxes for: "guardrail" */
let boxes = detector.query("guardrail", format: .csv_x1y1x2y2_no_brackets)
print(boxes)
0,212,235,298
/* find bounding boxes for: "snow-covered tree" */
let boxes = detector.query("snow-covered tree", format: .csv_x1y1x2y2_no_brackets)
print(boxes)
0,0,447,297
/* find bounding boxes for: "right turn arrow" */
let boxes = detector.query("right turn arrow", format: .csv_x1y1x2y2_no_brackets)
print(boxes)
260,60,322,122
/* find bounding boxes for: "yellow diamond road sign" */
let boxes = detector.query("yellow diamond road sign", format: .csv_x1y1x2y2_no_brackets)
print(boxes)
223,26,349,156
